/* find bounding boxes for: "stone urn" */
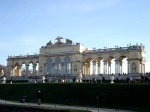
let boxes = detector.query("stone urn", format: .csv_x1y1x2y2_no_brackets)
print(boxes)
2,77,6,84
110,75,114,83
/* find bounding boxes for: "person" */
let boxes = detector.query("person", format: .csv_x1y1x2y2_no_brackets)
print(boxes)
73,77,76,82
37,90,42,105
116,77,119,83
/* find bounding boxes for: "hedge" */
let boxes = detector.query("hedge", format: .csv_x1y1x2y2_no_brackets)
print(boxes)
0,83,149,108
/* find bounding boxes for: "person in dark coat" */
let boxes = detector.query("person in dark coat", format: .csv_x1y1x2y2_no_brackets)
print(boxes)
37,90,42,105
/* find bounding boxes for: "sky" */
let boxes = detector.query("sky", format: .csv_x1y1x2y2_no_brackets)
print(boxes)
0,0,150,72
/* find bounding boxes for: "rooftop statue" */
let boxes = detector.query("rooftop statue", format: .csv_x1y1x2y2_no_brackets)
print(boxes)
46,40,53,46
65,38,72,44
55,36,63,45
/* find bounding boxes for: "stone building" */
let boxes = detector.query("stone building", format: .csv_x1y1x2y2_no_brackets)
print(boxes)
6,37,146,80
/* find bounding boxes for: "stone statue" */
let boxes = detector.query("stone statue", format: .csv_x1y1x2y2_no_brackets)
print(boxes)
56,36,63,42
54,36,64,45
46,40,53,46
65,38,72,44
78,70,83,82
1,70,4,76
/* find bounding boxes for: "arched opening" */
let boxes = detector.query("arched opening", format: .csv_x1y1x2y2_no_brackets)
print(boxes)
14,63,19,76
46,58,53,75
96,57,103,75
107,56,115,75
36,62,39,75
64,57,71,75
85,58,92,76
118,56,127,75
21,62,26,77
55,57,61,75
28,62,33,76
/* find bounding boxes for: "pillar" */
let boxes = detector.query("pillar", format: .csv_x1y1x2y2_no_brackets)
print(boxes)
92,61,96,75
120,62,122,74
69,62,73,75
82,62,85,75
115,60,119,74
103,60,107,74
108,62,111,75
61,63,64,75
85,63,87,75
97,62,101,74
26,64,29,76
19,65,22,76
127,61,130,74
33,64,37,76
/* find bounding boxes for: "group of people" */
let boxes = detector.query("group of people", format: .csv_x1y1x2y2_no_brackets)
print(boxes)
125,75,150,83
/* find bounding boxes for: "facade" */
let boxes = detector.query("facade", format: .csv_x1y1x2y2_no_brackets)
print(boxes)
6,37,146,79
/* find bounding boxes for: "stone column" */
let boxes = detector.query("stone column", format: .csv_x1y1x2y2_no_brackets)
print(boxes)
118,61,120,74
82,62,85,75
33,64,37,76
26,64,29,77
84,63,87,75
90,62,92,75
63,63,66,75
19,65,22,76
127,61,130,74
97,62,101,74
92,61,96,75
88,63,90,75
115,60,119,74
70,62,72,75
103,60,107,74
61,63,64,75
109,63,111,74
44,63,46,75
141,62,143,74
144,64,145,74
120,62,122,74
115,60,117,74
108,62,111,75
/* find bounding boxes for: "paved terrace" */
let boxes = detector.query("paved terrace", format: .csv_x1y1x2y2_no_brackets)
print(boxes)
0,99,135,112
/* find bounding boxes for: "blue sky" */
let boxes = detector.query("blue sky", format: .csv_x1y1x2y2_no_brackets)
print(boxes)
0,0,150,72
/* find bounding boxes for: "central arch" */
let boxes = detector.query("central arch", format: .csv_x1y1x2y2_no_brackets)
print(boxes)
55,57,62,75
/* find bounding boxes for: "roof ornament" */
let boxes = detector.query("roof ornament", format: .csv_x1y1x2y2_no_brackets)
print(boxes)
55,36,63,45
65,38,72,44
